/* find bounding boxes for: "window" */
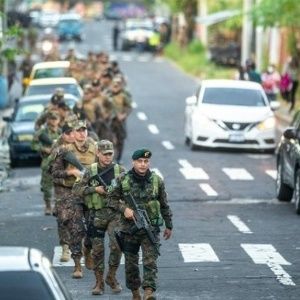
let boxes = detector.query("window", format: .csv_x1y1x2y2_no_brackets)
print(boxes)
202,87,266,107
15,103,45,122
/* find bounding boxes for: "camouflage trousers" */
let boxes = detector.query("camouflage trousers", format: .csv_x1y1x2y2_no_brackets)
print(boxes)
123,230,160,291
55,196,85,259
53,200,70,246
88,208,122,273
41,161,53,201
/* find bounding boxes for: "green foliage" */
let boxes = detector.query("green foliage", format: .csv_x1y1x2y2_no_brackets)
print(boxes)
164,42,235,79
253,0,300,28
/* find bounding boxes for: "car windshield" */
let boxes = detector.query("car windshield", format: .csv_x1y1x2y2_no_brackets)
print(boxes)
0,271,55,300
34,68,68,79
15,102,45,122
202,87,266,107
27,84,80,98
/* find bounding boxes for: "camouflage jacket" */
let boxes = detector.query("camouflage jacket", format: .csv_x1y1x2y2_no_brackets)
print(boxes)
107,169,173,229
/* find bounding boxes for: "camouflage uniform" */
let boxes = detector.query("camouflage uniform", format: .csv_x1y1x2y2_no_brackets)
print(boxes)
32,125,61,210
73,162,124,272
107,168,173,292
109,88,132,162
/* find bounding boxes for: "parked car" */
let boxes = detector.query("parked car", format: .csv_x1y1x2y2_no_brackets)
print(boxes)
0,247,72,300
276,110,300,214
3,94,78,166
184,79,279,151
24,78,83,99
38,10,60,28
57,13,83,41
23,61,71,88
120,18,155,51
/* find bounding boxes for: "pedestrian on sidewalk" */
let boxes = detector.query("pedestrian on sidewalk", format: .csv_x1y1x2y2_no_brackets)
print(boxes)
284,56,300,112
261,65,281,102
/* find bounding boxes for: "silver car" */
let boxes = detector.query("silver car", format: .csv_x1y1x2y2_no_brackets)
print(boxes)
0,247,72,300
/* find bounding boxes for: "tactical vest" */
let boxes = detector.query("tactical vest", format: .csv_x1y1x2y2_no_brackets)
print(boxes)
83,100,97,123
64,140,97,187
121,172,164,227
112,93,126,113
85,163,121,210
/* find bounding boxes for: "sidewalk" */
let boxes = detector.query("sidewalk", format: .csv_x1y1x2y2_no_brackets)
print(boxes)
274,101,293,132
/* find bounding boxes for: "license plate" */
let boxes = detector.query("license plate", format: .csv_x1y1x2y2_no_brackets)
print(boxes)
18,134,33,142
229,132,245,142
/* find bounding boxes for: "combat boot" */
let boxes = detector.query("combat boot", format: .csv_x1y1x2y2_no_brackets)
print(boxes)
44,199,52,216
92,270,104,295
105,265,122,293
72,257,83,279
132,289,141,300
60,244,70,262
143,287,155,300
83,246,94,270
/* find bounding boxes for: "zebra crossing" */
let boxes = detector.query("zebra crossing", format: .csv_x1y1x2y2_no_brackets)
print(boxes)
52,213,296,286
52,242,295,286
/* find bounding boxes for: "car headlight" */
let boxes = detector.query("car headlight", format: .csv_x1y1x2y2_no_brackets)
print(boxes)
257,117,275,130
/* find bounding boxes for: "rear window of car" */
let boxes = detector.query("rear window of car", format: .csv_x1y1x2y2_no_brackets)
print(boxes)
0,271,55,300
34,68,69,79
202,87,266,107
15,103,45,122
27,84,80,98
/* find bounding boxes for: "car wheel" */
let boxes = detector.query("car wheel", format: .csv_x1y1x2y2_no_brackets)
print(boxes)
294,170,300,214
276,159,293,202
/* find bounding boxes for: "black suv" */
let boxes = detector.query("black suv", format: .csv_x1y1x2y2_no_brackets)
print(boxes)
276,111,300,214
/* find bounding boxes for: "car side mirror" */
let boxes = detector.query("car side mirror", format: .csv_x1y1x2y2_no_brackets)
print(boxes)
283,127,297,139
2,116,11,122
185,95,197,106
270,101,280,111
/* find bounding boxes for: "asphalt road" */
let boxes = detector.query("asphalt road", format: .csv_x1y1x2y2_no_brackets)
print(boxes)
0,20,299,299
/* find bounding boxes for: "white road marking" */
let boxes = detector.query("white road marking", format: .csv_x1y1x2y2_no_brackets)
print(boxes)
266,170,277,180
153,57,164,63
162,140,174,150
241,244,295,286
152,168,164,179
132,102,138,109
199,183,218,196
227,215,253,234
205,198,281,205
148,124,159,134
178,159,209,180
6,175,41,187
247,154,273,159
222,168,254,180
179,243,220,263
137,56,150,62
122,55,133,62
137,112,148,121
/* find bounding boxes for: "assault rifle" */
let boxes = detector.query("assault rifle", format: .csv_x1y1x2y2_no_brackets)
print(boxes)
63,151,114,187
38,132,53,147
118,192,161,256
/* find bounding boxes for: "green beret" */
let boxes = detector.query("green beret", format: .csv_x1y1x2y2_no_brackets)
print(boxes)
132,149,152,160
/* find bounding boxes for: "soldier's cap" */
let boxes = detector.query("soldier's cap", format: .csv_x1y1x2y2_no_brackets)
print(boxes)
92,78,100,87
101,70,113,78
112,77,122,85
132,149,152,160
54,88,65,97
75,120,87,130
50,94,62,105
47,111,60,120
62,122,74,133
65,114,78,126
98,140,114,154
83,84,93,93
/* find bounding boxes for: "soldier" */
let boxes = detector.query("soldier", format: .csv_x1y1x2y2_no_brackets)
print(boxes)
51,120,97,278
50,120,77,262
109,77,132,163
107,149,173,300
73,140,125,295
100,69,113,95
32,111,61,215
35,90,65,130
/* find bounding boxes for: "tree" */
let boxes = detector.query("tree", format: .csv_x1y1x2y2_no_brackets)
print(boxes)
253,0,300,54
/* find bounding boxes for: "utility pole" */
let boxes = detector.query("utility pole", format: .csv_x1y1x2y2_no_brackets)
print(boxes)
241,0,253,65
255,0,263,71
197,0,207,47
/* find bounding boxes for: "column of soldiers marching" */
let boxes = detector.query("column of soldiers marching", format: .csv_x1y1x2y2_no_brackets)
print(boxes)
31,51,173,300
